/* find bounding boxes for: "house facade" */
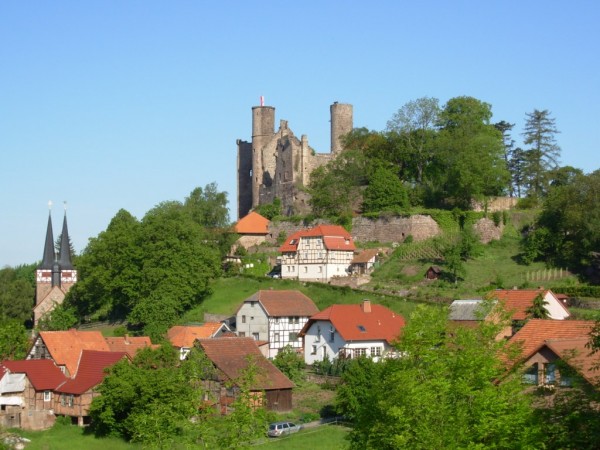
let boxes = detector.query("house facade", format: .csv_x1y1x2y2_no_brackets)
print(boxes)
279,225,356,282
299,300,406,365
53,350,127,426
0,359,66,430
235,290,319,358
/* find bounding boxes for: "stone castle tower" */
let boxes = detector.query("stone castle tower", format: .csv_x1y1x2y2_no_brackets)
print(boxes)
237,101,353,219
33,205,77,326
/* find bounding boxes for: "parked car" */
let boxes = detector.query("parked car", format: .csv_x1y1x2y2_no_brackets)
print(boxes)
266,266,281,278
267,421,302,437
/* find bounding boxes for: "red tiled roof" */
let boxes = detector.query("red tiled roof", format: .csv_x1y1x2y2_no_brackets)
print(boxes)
542,338,600,385
235,212,269,234
489,289,570,321
278,225,355,252
239,290,319,317
1,359,67,391
197,337,294,391
301,302,405,344
37,330,110,376
167,324,226,348
105,336,156,358
508,319,595,362
55,350,127,395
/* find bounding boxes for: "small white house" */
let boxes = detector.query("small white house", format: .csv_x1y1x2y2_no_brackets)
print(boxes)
235,290,320,358
299,300,406,365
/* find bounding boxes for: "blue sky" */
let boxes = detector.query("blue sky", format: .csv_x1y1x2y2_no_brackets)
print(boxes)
1,1,599,267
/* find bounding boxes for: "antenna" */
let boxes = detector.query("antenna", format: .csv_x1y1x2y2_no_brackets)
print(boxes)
63,201,67,211
260,95,264,107
48,200,53,210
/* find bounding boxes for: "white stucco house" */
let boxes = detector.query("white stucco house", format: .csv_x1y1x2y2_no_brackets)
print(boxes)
278,225,356,282
235,290,320,358
299,300,406,365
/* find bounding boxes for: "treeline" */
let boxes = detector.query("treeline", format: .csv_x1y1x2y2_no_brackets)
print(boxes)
309,96,565,216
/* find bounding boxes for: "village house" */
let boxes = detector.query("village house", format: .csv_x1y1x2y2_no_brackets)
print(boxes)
27,329,110,376
449,289,571,339
349,249,379,275
196,337,294,412
279,225,356,282
0,359,66,430
506,319,596,387
167,323,232,360
299,300,406,365
53,350,128,426
234,211,270,249
235,290,319,358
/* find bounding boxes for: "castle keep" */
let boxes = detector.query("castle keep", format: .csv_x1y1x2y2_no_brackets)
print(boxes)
237,102,353,219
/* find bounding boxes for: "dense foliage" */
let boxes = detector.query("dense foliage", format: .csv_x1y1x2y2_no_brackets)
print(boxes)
521,170,600,278
90,345,271,448
0,264,35,324
0,320,30,360
336,305,541,449
66,184,228,338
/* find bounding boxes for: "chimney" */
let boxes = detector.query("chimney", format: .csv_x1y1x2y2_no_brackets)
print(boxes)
362,300,371,313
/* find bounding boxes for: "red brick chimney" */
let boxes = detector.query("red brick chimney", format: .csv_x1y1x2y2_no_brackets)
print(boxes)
362,300,371,313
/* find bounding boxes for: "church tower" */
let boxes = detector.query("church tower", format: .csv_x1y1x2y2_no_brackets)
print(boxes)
33,203,77,326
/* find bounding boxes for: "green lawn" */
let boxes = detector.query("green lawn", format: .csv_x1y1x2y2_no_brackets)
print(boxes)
180,276,420,324
254,423,350,449
13,423,140,450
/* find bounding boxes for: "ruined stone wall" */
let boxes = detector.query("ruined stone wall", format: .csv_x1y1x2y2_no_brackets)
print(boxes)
471,196,518,212
266,215,441,245
472,218,503,244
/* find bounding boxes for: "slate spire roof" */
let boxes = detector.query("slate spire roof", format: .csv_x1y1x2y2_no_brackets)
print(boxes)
58,211,73,270
39,211,55,270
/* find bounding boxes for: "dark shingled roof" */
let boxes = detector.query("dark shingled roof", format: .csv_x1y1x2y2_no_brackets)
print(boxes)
240,290,319,317
2,359,67,391
38,212,55,270
55,350,127,395
58,212,73,270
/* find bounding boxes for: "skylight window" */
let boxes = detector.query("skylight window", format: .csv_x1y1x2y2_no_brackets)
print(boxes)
357,325,366,332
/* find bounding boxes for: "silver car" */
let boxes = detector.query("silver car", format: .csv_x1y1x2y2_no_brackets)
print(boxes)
267,421,302,437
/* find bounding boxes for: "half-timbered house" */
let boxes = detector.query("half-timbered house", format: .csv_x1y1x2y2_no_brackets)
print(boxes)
279,225,355,282
235,290,319,358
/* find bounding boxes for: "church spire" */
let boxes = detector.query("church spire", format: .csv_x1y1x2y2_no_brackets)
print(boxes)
58,202,74,270
38,203,55,270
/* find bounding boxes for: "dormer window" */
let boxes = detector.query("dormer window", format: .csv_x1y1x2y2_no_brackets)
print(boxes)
290,239,297,245
357,325,366,332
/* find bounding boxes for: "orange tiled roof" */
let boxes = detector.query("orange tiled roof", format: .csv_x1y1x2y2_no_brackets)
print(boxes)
489,289,569,321
1,359,67,391
105,336,156,358
197,337,294,390
508,319,595,362
240,290,319,317
55,350,127,395
279,225,355,252
543,338,600,386
301,302,405,344
167,323,225,348
38,330,110,376
235,212,269,234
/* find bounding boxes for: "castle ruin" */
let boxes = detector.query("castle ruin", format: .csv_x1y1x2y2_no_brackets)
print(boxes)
237,102,353,219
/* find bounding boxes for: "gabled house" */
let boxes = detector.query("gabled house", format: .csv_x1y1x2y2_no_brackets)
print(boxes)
234,211,270,249
27,329,110,377
167,323,232,360
235,290,319,358
299,300,406,364
105,335,156,359
0,360,67,430
506,319,596,386
197,337,294,412
350,249,379,275
449,289,572,340
279,225,356,282
53,350,128,426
